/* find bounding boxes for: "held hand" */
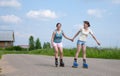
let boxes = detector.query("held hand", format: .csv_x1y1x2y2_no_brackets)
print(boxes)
71,38,74,42
97,42,100,46
69,39,72,41
72,39,74,42
72,38,75,42
69,38,74,42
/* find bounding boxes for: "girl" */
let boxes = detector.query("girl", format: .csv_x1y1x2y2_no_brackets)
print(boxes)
72,21,100,68
51,23,72,67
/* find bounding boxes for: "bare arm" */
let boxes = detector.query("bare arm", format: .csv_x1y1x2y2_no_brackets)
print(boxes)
51,32,55,47
62,33,72,41
72,30,81,40
90,33,100,45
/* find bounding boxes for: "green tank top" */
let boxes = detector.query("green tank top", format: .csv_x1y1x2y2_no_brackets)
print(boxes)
54,30,63,43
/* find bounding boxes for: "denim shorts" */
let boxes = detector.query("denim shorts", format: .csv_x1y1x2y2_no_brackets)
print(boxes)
77,40,86,45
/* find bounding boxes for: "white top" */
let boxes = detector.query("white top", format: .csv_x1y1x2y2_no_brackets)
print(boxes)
78,27,93,41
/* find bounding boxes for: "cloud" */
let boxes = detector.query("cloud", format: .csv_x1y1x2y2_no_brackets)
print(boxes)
87,9,106,18
0,0,21,8
0,15,21,24
112,0,120,4
26,9,58,20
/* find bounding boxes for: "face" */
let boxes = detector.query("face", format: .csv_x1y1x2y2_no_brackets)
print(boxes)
56,24,61,30
84,23,89,28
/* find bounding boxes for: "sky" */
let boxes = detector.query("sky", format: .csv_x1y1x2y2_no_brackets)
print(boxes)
0,0,120,48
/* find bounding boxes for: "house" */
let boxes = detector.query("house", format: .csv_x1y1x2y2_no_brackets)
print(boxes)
0,30,15,48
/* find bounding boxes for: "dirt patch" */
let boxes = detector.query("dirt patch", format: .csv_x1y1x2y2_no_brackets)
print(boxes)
0,56,17,75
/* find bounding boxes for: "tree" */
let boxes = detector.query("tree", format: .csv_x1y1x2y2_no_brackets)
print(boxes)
43,42,51,49
29,36,35,50
46,42,51,48
43,42,46,49
35,38,42,49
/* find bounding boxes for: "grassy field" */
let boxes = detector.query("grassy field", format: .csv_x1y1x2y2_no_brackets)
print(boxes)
0,47,120,59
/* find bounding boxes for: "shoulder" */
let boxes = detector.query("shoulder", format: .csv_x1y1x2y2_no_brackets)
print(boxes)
79,26,83,31
53,30,57,34
88,28,92,32
60,30,64,35
88,28,93,34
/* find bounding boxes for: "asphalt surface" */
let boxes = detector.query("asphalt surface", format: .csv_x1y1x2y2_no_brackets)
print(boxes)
0,54,120,76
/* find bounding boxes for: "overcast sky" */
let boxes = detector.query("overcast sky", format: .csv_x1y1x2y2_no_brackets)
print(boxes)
0,0,120,48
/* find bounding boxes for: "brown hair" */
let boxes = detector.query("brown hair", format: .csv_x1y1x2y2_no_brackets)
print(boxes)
84,21,90,27
56,23,61,27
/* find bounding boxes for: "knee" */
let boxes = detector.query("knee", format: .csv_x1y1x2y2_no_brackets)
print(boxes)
55,51,58,54
60,51,63,55
82,50,86,54
76,50,80,54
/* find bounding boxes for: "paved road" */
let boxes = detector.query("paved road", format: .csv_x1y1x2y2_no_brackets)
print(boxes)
0,54,120,76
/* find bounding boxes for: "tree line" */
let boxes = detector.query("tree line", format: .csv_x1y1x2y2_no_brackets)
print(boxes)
29,36,51,50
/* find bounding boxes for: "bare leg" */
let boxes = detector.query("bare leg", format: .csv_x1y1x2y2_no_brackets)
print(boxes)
59,47,64,67
82,45,88,68
82,45,87,63
74,45,81,59
53,46,59,58
72,45,81,68
53,46,59,67
59,47,63,59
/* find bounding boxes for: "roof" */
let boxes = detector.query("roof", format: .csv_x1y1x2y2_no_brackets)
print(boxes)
0,30,14,41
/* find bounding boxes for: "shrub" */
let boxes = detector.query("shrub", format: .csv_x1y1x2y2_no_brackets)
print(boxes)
5,46,26,51
5,46,14,51
13,46,22,51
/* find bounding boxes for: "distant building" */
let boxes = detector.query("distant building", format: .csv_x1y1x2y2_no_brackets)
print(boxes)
18,45,29,51
18,45,29,49
0,30,15,48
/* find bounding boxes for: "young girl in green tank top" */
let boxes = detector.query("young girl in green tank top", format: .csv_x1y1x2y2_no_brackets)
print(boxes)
51,23,72,67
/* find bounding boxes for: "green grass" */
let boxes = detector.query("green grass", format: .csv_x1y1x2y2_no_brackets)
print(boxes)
86,47,120,59
0,47,120,59
29,49,54,56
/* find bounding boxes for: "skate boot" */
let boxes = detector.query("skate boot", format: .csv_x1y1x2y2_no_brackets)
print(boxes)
83,63,88,68
55,58,58,67
72,58,78,68
83,59,88,69
60,59,64,67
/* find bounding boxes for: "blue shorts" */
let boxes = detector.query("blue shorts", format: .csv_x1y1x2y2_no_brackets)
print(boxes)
77,40,86,45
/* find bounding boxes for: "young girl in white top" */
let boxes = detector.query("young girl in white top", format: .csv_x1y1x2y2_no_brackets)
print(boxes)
72,21,100,68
